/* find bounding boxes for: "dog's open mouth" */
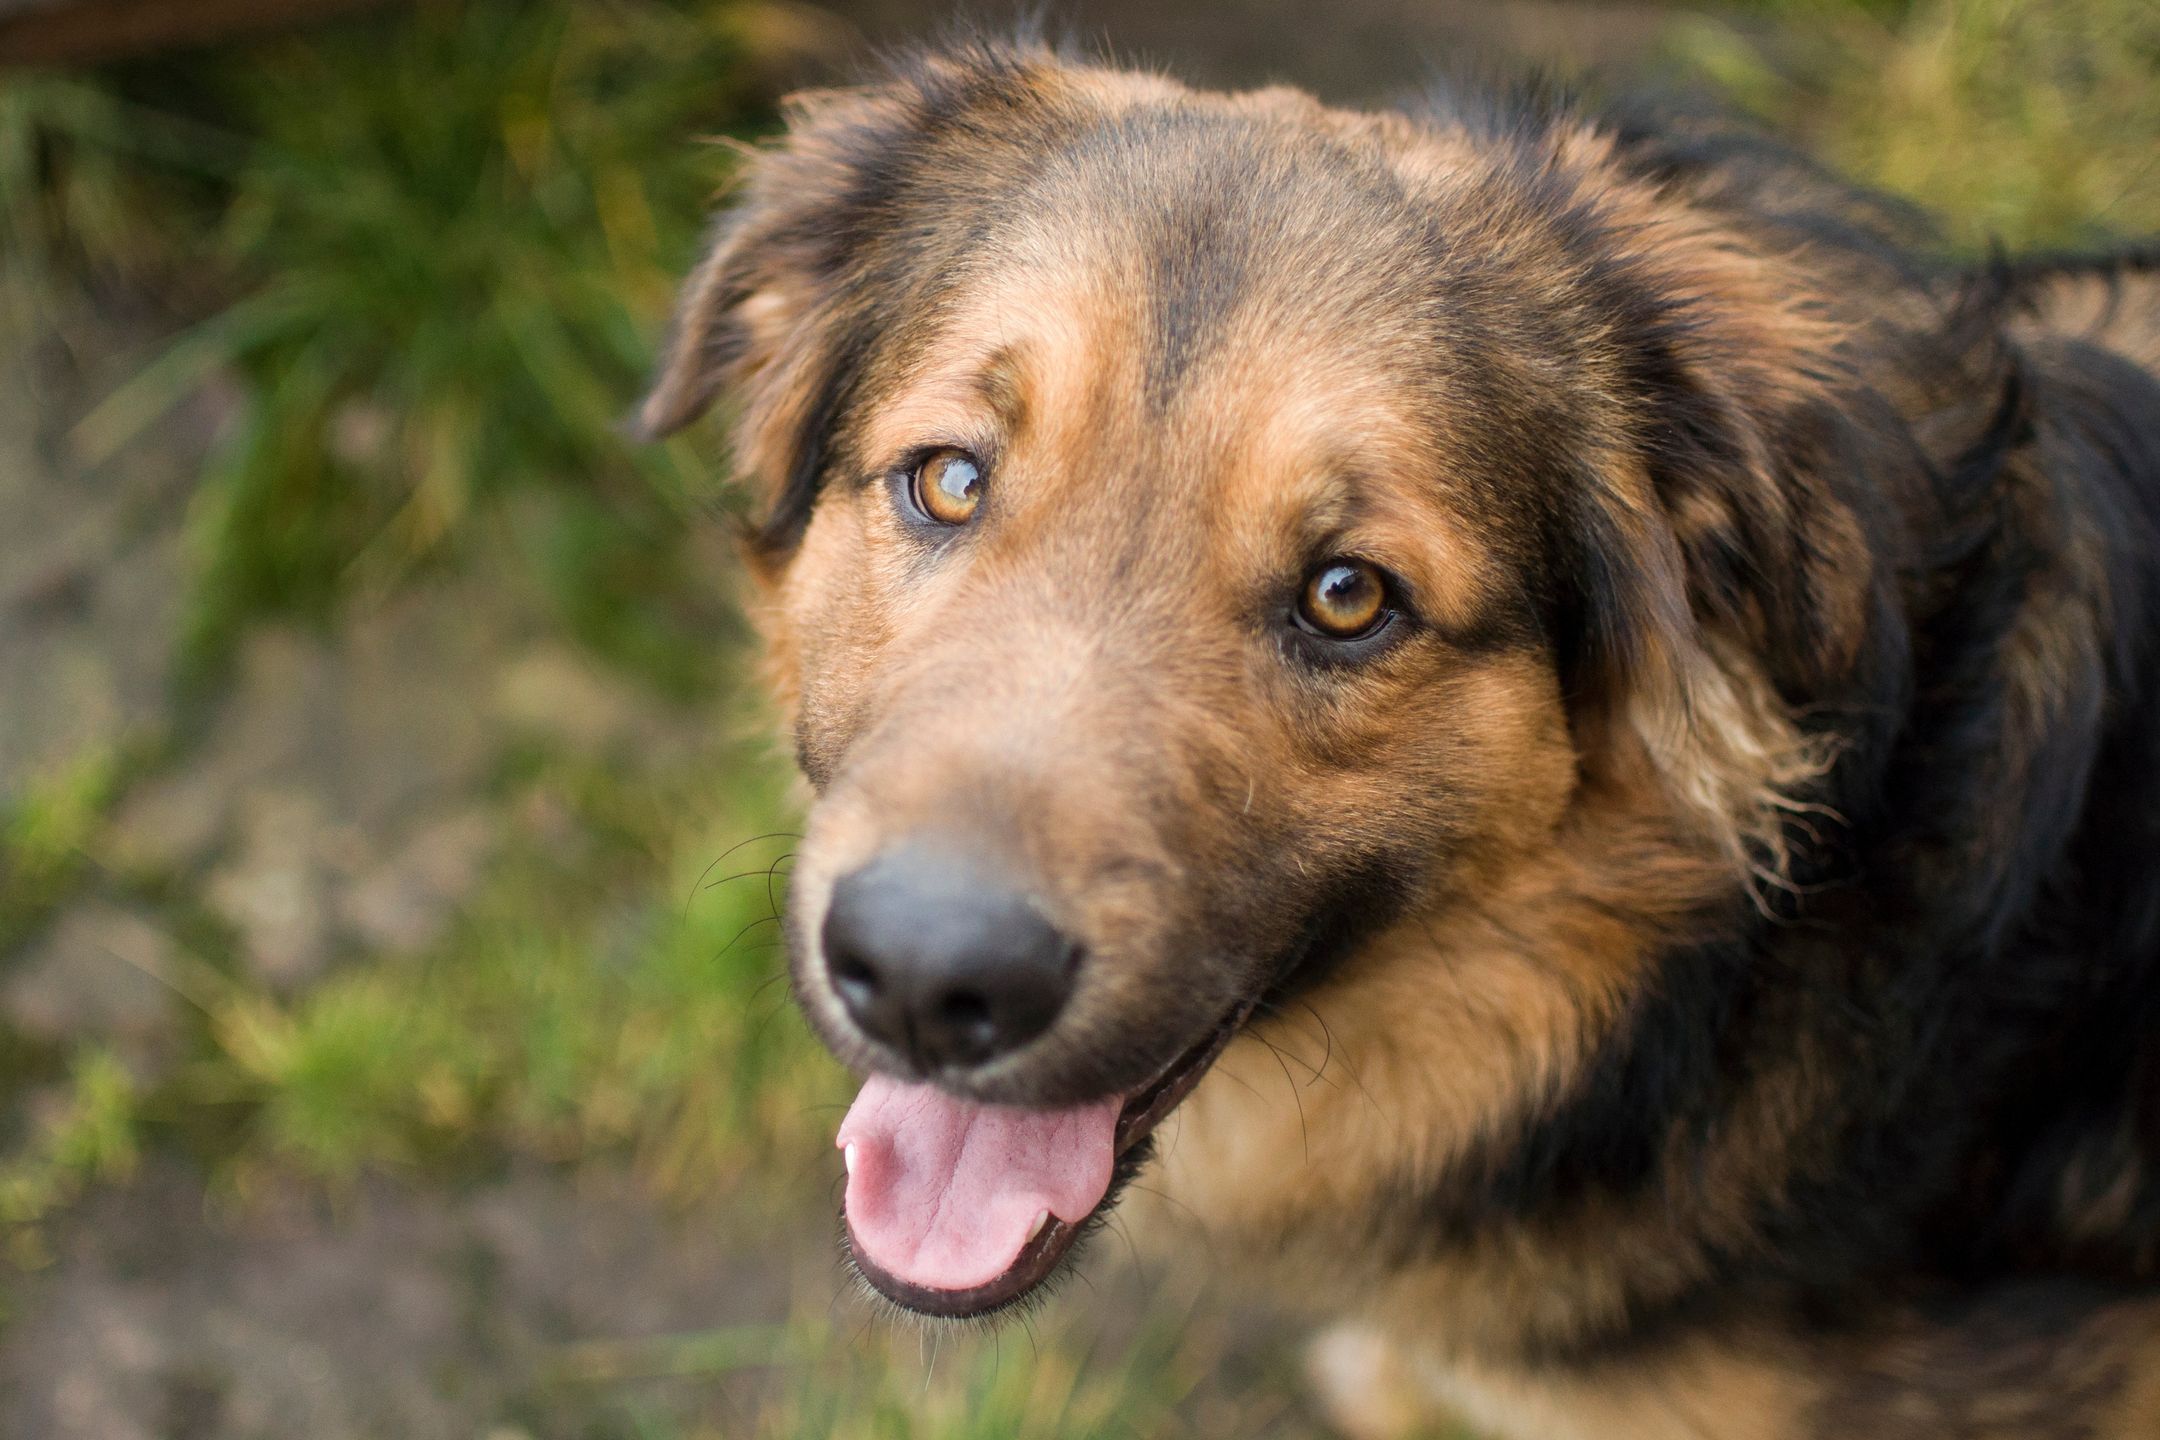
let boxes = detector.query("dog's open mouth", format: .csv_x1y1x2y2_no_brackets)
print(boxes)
835,1000,1254,1318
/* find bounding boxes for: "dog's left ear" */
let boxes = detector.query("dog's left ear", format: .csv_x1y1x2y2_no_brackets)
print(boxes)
1555,170,1897,891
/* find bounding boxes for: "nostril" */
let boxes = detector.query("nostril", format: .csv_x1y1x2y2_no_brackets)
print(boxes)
936,989,996,1051
829,949,882,1010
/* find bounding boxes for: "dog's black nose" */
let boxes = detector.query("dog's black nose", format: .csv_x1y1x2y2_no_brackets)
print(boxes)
821,845,1076,1071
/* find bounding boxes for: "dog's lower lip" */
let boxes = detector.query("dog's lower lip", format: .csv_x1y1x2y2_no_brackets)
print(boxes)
844,998,1255,1320
1112,998,1255,1156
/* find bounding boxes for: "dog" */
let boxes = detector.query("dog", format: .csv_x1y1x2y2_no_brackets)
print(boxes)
636,38,2160,1440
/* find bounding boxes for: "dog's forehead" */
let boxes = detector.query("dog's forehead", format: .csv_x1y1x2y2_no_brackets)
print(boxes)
867,124,1458,488
1017,110,1436,397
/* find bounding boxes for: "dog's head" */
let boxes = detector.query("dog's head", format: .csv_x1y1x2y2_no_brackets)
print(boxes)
642,44,1879,1317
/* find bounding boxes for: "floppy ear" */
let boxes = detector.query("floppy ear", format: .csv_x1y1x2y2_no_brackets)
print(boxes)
635,83,916,556
1564,455,1849,897
637,41,1069,558
1557,179,1892,895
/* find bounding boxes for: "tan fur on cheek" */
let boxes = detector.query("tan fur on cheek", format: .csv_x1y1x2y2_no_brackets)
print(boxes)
1140,842,1651,1257
768,486,927,783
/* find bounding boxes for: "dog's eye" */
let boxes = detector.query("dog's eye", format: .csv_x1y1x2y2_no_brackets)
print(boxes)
910,449,983,526
1296,560,1389,639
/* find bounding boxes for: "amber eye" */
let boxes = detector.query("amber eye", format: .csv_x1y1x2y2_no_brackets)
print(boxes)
910,448,983,526
1296,559,1389,639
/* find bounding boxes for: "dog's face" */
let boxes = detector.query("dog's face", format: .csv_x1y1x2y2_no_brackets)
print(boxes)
644,47,1865,1317
772,108,1583,1096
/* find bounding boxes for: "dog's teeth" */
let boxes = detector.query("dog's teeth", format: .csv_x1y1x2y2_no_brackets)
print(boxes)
1028,1209,1050,1242
843,1143,858,1176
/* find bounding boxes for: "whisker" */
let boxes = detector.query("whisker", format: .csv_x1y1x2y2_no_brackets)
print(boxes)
1218,1063,1267,1104
1019,1308,1043,1363
1124,1181,1208,1232
1255,1032,1311,1164
765,850,794,922
686,831,804,918
1252,1000,1328,1084
748,991,801,1049
1300,999,1336,1087
712,912,783,961
1293,997,1386,1120
702,854,798,891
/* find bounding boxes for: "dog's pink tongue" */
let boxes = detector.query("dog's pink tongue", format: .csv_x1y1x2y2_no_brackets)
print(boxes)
837,1076,1121,1293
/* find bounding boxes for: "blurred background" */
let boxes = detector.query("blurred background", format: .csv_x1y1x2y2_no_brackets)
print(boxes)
0,1,2154,1435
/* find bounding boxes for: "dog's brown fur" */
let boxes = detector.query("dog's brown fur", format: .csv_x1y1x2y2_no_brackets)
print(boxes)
641,40,2160,1439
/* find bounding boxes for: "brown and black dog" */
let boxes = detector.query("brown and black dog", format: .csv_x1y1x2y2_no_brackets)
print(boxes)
637,38,2160,1440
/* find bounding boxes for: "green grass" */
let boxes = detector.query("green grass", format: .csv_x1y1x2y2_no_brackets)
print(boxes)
58,0,759,683
534,1280,1330,1440
0,1046,140,1273
0,741,138,952
1682,0,2160,249
0,70,220,332
170,730,827,1194
0,743,161,1271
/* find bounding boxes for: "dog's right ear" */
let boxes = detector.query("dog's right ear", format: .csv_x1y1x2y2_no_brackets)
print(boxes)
637,42,1061,554
634,83,918,552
